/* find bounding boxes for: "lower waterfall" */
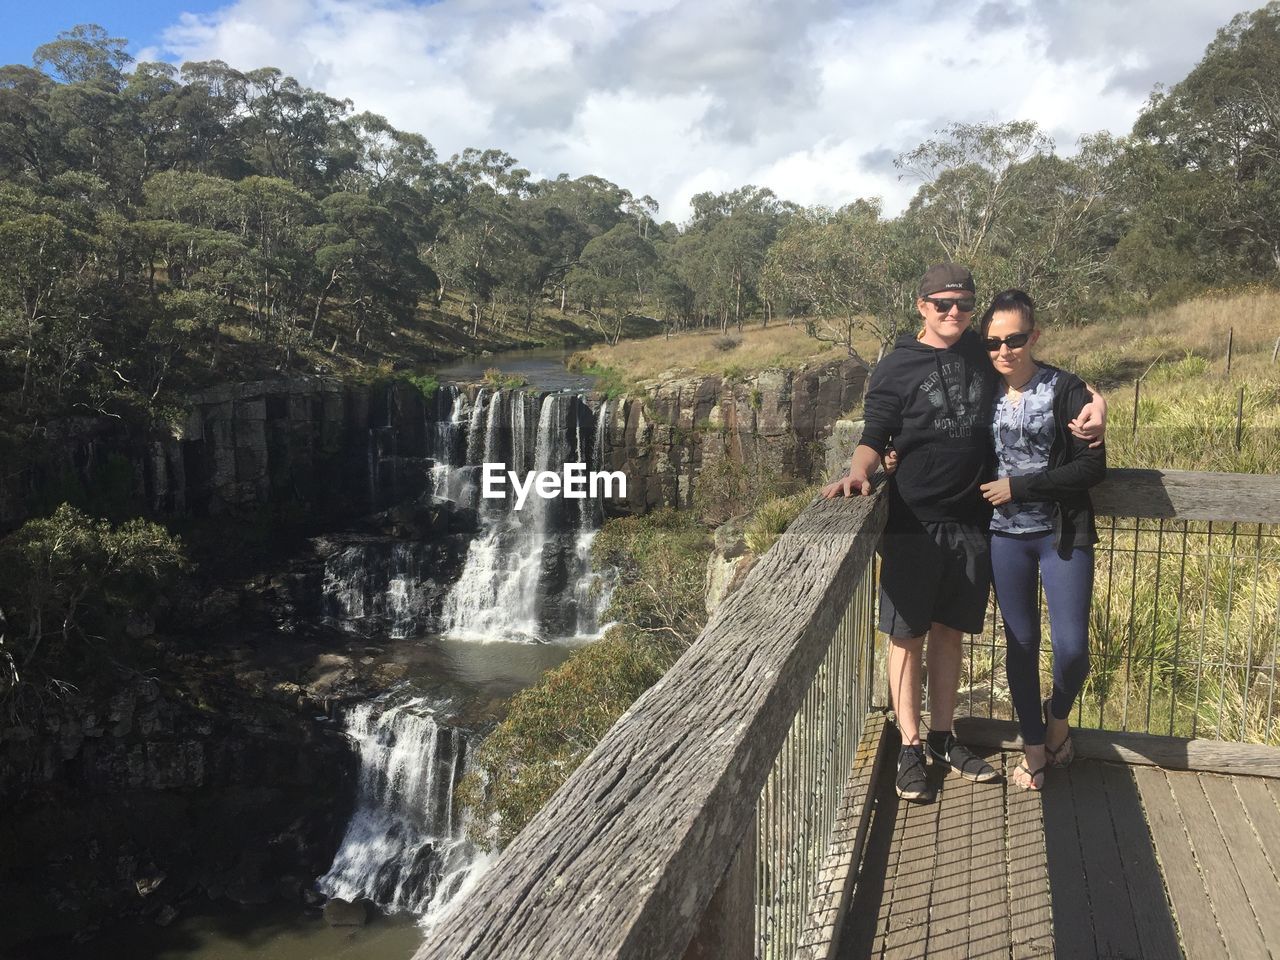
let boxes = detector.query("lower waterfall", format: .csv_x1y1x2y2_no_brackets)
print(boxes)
318,692,486,920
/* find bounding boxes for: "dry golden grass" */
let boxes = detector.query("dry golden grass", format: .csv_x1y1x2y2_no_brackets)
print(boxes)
571,321,854,386
1031,287,1280,471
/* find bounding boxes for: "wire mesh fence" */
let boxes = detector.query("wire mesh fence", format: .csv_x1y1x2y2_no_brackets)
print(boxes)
754,557,878,959
963,517,1280,745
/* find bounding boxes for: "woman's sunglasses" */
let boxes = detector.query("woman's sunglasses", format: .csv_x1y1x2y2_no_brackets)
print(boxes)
924,296,976,314
983,332,1032,352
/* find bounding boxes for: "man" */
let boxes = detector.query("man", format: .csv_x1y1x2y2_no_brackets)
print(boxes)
823,264,1104,802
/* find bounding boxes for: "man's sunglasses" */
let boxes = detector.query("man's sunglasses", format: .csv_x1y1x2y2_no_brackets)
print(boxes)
924,296,976,314
983,332,1032,352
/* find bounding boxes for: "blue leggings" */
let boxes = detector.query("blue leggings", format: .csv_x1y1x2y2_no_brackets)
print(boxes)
990,531,1093,746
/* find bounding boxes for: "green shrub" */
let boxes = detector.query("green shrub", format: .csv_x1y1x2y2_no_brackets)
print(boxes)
403,372,440,399
712,334,742,352
483,367,528,390
0,504,188,712
693,455,786,526
456,627,678,850
743,487,818,556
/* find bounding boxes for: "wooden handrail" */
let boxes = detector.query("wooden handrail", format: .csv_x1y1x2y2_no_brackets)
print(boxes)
1091,468,1280,523
414,491,887,960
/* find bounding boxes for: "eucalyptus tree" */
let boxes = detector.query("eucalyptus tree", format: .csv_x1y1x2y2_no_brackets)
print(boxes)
1127,2,1280,288
430,149,532,334
316,190,433,346
765,199,914,359
569,222,658,344
897,120,1053,271
677,185,790,330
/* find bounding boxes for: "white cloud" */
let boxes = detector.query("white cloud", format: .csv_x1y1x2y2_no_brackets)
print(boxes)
152,0,1245,223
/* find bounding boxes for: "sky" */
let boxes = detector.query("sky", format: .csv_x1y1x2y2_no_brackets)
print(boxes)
4,0,1256,223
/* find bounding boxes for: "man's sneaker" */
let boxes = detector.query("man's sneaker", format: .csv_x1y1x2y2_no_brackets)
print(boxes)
895,745,936,803
927,734,999,783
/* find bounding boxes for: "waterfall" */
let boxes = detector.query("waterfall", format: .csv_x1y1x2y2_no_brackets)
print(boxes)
428,386,468,504
319,693,483,919
441,392,611,643
321,542,439,639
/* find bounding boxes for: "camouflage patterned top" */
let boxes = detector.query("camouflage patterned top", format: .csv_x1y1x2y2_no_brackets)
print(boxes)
990,366,1058,534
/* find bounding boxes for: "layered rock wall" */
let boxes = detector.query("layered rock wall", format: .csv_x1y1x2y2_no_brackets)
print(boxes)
1,358,868,529
599,357,869,513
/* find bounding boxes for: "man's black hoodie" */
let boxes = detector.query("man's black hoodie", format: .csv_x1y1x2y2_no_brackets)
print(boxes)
859,328,996,526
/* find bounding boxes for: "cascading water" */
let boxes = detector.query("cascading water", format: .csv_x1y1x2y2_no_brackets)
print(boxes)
441,391,611,642
318,381,615,927
319,692,487,919
321,541,440,639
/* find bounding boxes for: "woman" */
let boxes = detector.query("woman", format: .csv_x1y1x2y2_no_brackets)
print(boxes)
978,290,1106,791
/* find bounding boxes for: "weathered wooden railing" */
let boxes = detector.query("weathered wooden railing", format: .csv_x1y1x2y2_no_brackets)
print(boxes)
415,488,890,960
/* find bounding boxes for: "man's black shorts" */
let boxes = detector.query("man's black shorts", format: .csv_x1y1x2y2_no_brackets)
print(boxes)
877,519,991,639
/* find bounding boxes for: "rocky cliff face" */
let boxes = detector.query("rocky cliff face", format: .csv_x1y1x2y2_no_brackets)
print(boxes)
1,359,867,531
0,672,355,947
0,377,447,530
598,357,868,513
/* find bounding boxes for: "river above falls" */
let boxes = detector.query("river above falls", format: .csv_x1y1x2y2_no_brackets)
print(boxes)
427,346,598,393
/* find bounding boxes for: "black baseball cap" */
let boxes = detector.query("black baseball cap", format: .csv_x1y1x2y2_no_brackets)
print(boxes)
918,263,976,298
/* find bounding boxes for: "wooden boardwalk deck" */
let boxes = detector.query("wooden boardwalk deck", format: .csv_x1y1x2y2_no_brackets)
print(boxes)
838,744,1280,960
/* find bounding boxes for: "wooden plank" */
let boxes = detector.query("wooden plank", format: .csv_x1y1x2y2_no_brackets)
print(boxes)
1198,774,1280,948
1235,776,1280,883
964,753,1009,960
1005,752,1054,959
842,752,903,960
1162,768,1268,959
954,716,1280,779
1041,759,1096,960
882,782,939,959
1069,762,1142,960
1132,766,1225,959
921,765,973,960
1098,762,1182,960
800,713,891,960
1090,468,1280,523
414,491,888,960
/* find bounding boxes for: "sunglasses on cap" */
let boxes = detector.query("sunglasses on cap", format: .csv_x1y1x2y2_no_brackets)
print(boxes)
983,332,1032,352
923,296,976,314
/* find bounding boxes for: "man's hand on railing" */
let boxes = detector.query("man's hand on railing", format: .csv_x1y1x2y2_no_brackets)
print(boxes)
1070,383,1107,448
823,443,890,498
823,467,873,498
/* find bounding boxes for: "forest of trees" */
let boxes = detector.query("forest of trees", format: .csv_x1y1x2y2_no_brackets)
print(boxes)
2,6,1279,424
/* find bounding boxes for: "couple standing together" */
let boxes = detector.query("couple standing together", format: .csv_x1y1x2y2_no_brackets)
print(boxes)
824,263,1107,798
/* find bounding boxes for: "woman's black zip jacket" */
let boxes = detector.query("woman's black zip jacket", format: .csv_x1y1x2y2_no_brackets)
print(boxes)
1004,361,1107,557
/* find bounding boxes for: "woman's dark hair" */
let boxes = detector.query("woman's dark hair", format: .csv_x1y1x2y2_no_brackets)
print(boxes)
981,288,1036,334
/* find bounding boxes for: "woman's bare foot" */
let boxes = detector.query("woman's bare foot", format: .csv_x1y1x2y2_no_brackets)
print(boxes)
1012,744,1047,790
1045,711,1074,767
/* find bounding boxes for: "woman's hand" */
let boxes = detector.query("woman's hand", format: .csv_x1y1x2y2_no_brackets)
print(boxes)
980,478,1012,505
882,449,899,475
